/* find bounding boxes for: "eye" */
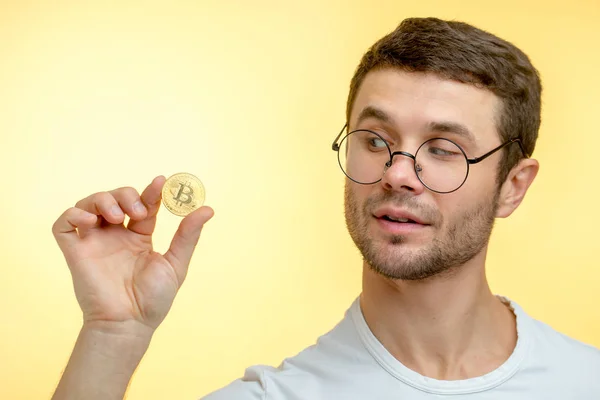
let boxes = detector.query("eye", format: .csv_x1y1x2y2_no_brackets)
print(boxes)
368,137,388,149
420,139,464,160
428,147,460,156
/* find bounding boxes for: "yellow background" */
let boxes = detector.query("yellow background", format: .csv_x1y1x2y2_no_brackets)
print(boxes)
0,1,598,398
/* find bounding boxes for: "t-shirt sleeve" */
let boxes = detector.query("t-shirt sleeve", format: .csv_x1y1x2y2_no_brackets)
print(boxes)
199,365,274,400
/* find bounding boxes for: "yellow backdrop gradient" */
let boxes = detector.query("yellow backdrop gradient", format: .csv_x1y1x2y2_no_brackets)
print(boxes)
0,1,598,399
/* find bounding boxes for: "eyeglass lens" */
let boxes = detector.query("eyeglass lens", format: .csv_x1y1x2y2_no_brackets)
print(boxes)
337,130,468,192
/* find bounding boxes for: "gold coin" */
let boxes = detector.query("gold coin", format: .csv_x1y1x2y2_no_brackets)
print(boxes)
161,173,205,217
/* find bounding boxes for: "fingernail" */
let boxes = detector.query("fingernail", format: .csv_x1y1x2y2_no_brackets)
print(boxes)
133,201,145,213
111,205,123,216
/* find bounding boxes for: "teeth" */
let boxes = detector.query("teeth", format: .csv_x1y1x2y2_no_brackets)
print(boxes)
386,215,410,223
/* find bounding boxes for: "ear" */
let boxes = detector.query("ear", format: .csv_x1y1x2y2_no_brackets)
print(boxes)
496,158,539,218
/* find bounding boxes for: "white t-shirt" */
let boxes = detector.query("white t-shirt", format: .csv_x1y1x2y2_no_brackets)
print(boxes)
202,296,600,399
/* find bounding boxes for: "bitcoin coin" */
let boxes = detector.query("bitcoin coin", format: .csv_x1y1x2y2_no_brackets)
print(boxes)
161,172,205,217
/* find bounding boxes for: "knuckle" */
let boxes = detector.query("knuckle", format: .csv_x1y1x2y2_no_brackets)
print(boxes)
52,207,74,234
98,190,113,200
75,191,109,209
65,206,79,215
95,191,115,208
124,186,141,200
51,219,60,235
115,186,140,202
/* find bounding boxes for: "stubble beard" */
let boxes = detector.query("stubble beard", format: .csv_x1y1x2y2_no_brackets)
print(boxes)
344,182,499,281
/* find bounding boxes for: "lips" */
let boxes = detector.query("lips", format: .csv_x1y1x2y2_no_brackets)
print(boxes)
373,208,428,225
381,215,417,223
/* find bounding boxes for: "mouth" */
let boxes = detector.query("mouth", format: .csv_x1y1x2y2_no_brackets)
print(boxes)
372,208,431,235
374,215,429,235
379,215,419,224
373,208,429,225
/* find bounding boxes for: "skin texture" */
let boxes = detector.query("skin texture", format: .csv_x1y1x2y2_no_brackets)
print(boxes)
345,182,499,281
51,176,214,399
51,67,540,398
345,68,539,379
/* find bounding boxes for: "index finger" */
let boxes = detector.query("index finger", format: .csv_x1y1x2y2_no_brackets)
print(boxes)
127,175,166,236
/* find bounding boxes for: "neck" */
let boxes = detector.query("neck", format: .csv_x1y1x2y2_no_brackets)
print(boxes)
360,250,516,380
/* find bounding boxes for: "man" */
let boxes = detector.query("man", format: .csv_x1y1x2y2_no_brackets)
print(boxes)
51,17,600,399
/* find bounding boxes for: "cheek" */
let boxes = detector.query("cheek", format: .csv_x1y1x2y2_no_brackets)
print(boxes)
435,192,476,228
437,180,498,228
464,160,500,192
345,182,371,207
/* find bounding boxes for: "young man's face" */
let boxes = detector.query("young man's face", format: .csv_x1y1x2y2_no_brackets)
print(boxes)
344,68,506,280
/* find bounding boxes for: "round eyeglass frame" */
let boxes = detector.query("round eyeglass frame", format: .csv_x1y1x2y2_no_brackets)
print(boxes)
331,124,528,194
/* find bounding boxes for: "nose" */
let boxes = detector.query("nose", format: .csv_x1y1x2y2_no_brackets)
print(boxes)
381,151,426,194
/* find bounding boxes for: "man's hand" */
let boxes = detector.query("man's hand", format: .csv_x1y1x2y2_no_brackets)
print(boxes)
51,175,213,399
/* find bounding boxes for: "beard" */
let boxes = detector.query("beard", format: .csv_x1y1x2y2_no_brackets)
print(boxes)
344,182,499,281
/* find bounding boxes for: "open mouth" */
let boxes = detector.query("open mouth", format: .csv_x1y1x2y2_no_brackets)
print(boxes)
380,215,419,224
373,213,430,235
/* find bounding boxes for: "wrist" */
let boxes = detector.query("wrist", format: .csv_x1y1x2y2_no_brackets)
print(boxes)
52,320,154,400
83,319,155,340
81,320,154,360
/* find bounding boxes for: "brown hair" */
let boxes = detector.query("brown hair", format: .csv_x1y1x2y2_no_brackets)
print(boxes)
346,17,542,185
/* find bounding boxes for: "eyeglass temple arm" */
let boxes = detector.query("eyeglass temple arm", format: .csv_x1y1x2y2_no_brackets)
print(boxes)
332,123,348,151
467,138,528,164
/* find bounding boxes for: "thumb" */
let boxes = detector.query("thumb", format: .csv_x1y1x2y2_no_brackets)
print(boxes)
163,206,214,285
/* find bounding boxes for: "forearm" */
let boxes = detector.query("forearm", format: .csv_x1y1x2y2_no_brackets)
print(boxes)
52,321,153,400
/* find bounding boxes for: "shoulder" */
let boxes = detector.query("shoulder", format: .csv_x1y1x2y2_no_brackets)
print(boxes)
200,364,273,400
528,316,600,365
513,300,600,392
201,300,370,400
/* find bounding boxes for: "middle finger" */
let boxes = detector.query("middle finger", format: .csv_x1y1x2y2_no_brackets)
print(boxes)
109,186,148,222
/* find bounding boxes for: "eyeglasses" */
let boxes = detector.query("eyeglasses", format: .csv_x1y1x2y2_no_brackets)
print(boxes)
331,124,528,194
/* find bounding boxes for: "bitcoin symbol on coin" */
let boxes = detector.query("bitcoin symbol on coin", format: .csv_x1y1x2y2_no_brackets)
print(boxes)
173,182,194,206
161,173,205,217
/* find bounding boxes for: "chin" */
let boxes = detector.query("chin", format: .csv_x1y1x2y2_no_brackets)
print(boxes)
362,240,454,281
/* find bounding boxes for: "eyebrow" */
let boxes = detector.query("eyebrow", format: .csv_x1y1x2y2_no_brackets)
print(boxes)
356,105,477,144
427,121,476,144
356,106,393,126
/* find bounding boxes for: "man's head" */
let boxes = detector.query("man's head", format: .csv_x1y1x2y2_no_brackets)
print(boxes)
342,18,541,280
